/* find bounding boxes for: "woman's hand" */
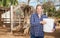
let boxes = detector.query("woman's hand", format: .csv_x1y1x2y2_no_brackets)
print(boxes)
52,29,55,32
40,21,46,25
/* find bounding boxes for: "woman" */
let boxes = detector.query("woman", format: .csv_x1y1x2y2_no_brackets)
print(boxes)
30,4,48,38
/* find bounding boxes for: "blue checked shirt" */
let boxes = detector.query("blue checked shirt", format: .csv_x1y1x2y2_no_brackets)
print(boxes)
30,13,48,36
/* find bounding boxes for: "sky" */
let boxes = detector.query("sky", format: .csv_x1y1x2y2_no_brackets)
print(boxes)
18,0,28,3
18,0,43,8
17,0,51,8
18,0,60,9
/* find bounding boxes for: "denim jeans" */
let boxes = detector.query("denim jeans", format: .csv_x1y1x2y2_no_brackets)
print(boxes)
30,33,44,38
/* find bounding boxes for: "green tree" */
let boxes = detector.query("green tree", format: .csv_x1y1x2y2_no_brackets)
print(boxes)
43,1,56,17
0,0,18,7
2,0,7,7
11,0,18,5
55,10,60,18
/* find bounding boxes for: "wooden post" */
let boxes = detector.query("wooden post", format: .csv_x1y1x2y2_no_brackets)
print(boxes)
0,13,1,26
11,5,13,34
18,15,21,26
46,12,48,16
0,11,3,27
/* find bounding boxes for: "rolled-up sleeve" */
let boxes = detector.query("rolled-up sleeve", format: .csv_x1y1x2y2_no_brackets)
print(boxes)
42,15,48,18
30,14,40,26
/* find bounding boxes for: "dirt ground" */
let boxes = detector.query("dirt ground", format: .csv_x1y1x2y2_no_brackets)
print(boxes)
0,26,60,38
0,32,30,38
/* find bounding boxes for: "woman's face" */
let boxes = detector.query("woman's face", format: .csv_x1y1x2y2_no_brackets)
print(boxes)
36,6,43,14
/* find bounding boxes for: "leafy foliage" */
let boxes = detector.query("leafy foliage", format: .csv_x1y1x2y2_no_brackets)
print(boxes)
43,1,56,17
55,10,60,18
0,0,18,7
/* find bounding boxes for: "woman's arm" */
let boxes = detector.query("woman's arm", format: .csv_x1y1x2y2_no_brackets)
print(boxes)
30,14,40,26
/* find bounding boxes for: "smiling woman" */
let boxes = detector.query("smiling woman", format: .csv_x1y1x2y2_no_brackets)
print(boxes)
30,4,48,38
